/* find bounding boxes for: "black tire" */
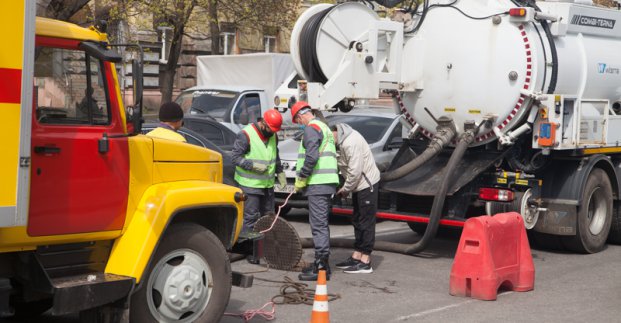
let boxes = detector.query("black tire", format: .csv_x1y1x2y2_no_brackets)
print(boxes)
563,168,612,253
608,201,621,244
130,223,232,323
407,222,427,235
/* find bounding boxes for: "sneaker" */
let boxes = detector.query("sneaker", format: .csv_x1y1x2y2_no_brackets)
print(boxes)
335,257,360,269
343,261,373,274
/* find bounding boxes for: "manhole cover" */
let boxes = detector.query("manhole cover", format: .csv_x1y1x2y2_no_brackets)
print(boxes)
254,215,303,271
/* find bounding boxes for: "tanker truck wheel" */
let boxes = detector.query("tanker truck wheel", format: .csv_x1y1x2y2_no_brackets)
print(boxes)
607,201,621,244
563,169,612,253
130,223,232,323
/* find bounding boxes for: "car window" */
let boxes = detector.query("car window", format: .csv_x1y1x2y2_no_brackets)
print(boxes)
387,121,402,143
233,93,261,125
184,119,225,146
287,74,302,89
176,90,238,120
327,115,392,144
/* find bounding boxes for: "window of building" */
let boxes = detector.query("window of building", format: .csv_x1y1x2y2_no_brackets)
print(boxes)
34,47,110,125
219,32,236,55
264,35,276,53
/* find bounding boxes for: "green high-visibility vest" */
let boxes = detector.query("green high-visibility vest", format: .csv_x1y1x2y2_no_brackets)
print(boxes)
235,125,277,188
296,119,339,185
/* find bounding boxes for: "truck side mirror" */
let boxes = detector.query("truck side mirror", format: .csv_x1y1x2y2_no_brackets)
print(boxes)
131,59,143,134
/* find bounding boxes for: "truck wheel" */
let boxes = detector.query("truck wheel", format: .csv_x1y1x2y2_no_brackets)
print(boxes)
130,223,232,323
608,201,621,244
563,168,612,253
407,222,427,235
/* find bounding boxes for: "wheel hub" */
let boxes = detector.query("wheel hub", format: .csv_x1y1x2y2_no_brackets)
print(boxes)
148,250,212,322
165,267,203,311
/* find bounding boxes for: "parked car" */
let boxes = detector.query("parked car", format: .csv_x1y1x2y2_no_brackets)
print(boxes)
142,123,236,186
275,108,403,213
182,115,238,151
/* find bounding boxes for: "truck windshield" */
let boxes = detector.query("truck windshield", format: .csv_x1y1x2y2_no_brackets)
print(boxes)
176,90,238,120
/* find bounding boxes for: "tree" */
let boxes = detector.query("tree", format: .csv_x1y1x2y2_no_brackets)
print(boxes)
118,0,198,104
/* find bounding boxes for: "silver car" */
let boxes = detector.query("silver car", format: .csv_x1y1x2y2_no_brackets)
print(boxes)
275,108,402,212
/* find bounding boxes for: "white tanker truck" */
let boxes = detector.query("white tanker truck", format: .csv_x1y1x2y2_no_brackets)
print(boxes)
290,0,621,253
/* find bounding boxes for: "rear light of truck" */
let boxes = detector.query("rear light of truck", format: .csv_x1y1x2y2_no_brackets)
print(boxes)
509,8,527,17
479,188,514,202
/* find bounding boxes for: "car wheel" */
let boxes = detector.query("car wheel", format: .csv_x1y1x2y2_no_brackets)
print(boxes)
130,223,231,322
563,169,612,253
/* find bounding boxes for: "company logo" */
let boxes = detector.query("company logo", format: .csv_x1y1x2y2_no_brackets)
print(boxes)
598,63,620,75
571,15,616,29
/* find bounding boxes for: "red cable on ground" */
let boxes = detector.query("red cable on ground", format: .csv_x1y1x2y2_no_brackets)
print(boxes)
223,301,276,322
260,191,295,233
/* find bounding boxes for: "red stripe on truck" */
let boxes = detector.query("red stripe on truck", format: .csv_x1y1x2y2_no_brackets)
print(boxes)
0,68,22,104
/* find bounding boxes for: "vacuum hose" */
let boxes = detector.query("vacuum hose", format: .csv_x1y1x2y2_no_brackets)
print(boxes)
302,130,475,255
381,118,456,182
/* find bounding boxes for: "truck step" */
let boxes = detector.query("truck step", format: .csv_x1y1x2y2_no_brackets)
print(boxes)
49,272,134,316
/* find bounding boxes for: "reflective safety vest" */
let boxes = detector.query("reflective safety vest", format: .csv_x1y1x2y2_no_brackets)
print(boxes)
296,119,339,185
235,125,277,188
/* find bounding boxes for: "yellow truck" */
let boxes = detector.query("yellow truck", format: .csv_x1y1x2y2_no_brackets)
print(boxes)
0,2,249,321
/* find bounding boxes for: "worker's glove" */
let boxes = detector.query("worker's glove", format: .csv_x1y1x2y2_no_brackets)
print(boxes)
294,177,308,193
277,172,287,190
337,188,350,197
251,162,268,174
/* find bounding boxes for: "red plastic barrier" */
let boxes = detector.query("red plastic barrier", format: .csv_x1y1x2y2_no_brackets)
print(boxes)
449,212,535,300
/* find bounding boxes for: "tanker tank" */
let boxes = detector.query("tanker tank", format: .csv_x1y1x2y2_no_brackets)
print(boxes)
290,0,621,147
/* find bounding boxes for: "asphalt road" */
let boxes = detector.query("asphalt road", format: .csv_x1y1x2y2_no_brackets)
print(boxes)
6,208,621,322
223,209,621,323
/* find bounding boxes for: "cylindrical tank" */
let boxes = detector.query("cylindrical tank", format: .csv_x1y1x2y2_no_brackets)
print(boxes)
291,0,621,146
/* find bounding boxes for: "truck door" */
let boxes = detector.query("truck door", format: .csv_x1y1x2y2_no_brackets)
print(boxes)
231,92,261,131
28,38,129,236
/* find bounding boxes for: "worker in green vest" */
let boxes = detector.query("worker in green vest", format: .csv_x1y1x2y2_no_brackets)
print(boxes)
232,110,286,232
290,101,339,281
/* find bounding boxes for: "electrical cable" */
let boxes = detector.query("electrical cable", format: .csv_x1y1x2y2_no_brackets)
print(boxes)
259,191,295,233
532,23,548,92
223,302,276,322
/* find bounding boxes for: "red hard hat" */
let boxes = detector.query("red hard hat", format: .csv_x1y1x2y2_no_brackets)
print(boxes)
263,109,283,132
291,101,310,124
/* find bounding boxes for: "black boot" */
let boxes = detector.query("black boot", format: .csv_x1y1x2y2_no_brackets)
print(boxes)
298,257,331,281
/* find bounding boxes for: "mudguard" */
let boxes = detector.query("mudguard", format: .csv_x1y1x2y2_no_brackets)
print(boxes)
104,181,243,283
535,155,618,235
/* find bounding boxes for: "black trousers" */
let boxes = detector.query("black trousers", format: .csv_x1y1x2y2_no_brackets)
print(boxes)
352,183,378,255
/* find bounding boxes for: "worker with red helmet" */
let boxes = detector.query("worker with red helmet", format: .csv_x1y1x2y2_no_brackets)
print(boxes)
291,101,339,281
232,109,286,233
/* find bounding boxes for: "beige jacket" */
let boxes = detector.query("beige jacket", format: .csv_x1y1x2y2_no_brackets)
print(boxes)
335,123,380,193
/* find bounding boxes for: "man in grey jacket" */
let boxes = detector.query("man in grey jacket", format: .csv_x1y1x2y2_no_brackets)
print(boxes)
331,123,380,274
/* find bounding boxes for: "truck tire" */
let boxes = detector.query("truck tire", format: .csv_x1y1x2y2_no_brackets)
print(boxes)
607,201,621,244
407,222,427,235
130,223,232,323
563,168,612,253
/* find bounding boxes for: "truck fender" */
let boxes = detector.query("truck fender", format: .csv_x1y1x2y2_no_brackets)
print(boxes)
535,155,617,235
104,181,243,283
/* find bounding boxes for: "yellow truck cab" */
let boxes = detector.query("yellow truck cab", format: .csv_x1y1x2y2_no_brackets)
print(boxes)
0,2,247,322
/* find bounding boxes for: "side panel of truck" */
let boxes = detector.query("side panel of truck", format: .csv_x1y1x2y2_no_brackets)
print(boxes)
0,1,35,228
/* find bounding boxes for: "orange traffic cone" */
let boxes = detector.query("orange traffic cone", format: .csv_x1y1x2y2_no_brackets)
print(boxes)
310,269,329,323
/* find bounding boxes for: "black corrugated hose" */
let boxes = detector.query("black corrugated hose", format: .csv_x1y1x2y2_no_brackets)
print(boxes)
302,130,475,255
